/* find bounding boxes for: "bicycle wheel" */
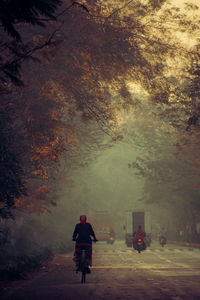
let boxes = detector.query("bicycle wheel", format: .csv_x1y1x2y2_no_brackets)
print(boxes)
80,250,87,283
81,270,86,283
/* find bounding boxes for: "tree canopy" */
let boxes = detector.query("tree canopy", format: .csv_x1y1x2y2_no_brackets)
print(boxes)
0,0,200,218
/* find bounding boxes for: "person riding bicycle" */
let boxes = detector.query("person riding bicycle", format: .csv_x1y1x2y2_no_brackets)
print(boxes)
72,215,97,273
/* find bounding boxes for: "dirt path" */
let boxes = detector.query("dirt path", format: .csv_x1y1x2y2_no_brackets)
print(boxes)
1,241,200,300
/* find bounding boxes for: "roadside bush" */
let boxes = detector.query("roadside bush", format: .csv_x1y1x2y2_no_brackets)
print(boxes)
57,241,74,254
0,247,53,281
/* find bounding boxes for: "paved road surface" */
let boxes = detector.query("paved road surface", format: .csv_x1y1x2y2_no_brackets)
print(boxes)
1,240,200,300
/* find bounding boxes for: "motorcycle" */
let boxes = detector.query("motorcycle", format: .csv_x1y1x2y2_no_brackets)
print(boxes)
107,236,115,244
159,236,166,247
136,237,145,253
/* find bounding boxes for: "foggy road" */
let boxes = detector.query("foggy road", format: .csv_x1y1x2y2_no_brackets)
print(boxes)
1,241,200,300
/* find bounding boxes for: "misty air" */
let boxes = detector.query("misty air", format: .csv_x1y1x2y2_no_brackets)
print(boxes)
0,0,200,299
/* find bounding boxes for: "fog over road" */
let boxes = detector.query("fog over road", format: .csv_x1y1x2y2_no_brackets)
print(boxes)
1,241,200,300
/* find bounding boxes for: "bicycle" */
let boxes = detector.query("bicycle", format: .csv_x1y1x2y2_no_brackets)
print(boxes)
73,240,97,283
78,245,89,283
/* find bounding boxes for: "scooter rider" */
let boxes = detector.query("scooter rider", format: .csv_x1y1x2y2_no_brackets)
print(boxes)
132,225,146,250
159,226,167,243
72,215,97,273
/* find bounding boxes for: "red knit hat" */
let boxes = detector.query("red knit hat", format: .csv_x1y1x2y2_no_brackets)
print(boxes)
80,215,87,224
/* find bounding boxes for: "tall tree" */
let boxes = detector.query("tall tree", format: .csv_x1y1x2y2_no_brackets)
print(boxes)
1,0,200,218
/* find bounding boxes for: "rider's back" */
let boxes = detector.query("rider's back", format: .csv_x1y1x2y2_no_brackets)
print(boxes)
73,222,94,243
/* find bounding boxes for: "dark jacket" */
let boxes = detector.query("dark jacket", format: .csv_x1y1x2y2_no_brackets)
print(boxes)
72,222,96,243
